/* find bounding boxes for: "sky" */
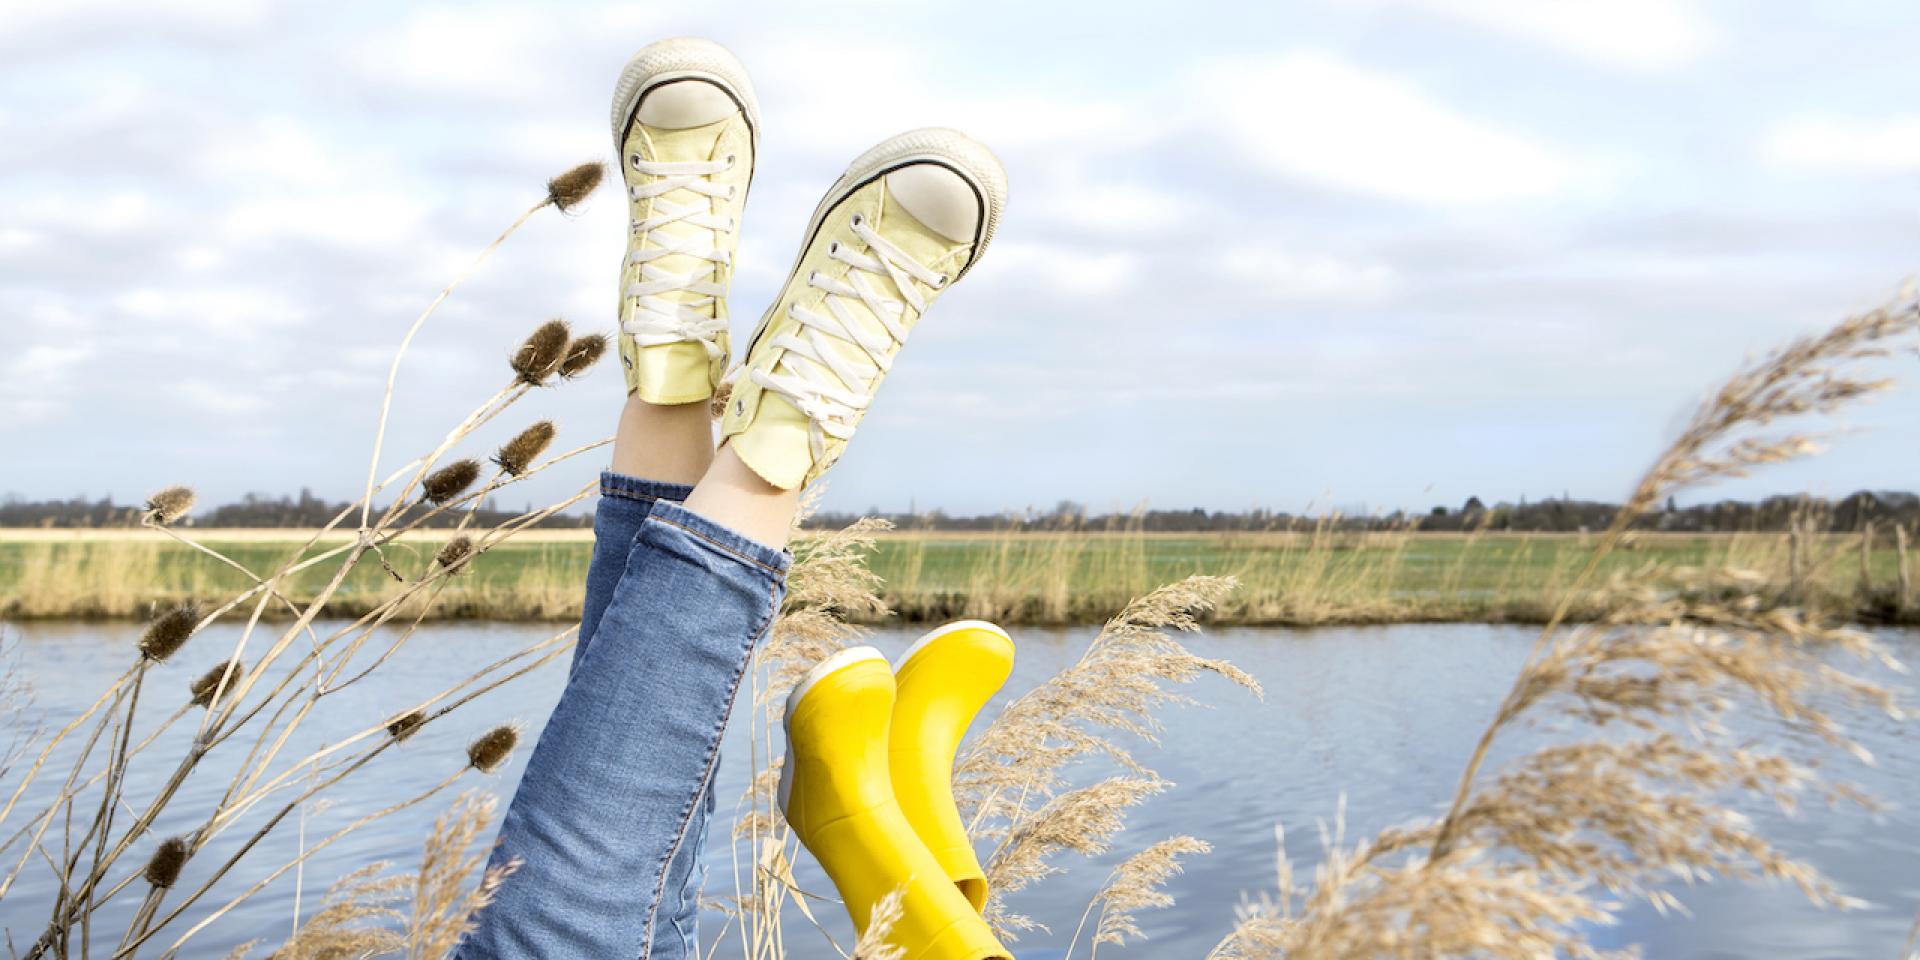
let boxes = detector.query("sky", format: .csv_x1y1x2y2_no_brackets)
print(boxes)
2,0,1918,518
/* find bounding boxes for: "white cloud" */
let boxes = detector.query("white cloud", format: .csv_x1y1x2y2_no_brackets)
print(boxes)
200,117,348,187
0,345,94,419
0,0,270,41
1765,116,1920,173
1200,53,1577,206
221,191,428,250
174,245,225,271
0,306,96,421
1221,246,1398,302
115,285,308,334
1342,0,1714,71
754,35,1146,161
177,378,265,416
351,6,564,103
1027,178,1189,236
0,228,41,256
16,191,154,236
989,241,1138,298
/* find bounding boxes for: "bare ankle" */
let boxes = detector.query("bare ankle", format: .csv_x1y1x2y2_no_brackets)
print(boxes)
610,395,715,485
683,446,801,549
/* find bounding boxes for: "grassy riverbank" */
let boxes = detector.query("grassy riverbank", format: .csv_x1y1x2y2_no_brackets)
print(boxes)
2,525,1911,625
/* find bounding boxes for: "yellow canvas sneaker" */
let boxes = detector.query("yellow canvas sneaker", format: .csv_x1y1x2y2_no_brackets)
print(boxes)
610,37,758,404
780,647,1012,960
721,128,1007,489
889,621,1015,912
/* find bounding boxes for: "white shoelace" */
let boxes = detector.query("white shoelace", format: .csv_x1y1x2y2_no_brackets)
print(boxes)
749,213,948,455
622,154,737,357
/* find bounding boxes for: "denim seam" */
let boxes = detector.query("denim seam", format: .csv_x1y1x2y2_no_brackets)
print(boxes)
650,514,787,577
670,804,709,954
636,578,779,958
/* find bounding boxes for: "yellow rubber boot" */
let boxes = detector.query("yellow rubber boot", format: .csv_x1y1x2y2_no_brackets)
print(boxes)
889,621,1015,911
781,648,1012,960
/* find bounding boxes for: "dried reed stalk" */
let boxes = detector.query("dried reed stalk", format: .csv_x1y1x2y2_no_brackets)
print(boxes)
4,164,612,960
1207,290,1920,958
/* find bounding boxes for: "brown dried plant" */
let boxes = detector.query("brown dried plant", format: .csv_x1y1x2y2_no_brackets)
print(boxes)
143,486,196,526
558,334,609,380
1208,290,1920,959
189,659,244,708
757,515,893,699
403,792,519,959
265,863,407,960
1070,835,1212,957
493,421,557,476
465,725,520,774
421,459,481,505
715,510,897,960
851,888,908,960
957,575,1259,938
0,161,614,959
545,160,605,212
720,532,1264,956
510,319,571,385
136,604,198,663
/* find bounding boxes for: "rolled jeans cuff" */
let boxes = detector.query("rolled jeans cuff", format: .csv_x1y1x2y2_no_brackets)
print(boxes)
600,470,695,504
642,500,792,578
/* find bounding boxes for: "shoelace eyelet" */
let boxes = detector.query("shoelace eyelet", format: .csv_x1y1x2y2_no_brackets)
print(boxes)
724,153,737,168
629,154,642,170
934,274,949,288
827,240,841,255
726,184,738,198
849,213,865,228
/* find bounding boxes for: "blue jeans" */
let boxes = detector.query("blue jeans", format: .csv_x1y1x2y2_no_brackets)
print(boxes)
459,472,791,959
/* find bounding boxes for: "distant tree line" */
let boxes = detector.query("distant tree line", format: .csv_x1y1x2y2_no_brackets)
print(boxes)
5,489,1918,534
807,490,1920,534
0,489,592,529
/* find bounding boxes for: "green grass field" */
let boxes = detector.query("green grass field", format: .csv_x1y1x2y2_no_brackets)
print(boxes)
1,526,1907,625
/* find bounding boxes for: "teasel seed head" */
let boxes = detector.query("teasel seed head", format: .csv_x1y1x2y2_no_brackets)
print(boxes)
423,459,482,504
558,334,608,379
144,485,196,525
189,658,243,707
387,710,427,742
511,318,571,385
710,378,734,421
436,535,474,572
144,836,189,888
467,724,519,773
139,605,199,662
493,420,555,476
546,161,605,212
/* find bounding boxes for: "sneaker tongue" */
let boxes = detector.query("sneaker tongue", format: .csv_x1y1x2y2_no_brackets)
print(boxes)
641,118,732,317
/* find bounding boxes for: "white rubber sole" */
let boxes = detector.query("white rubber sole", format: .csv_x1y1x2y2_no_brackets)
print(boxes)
609,37,761,151
893,619,1013,672
741,128,1007,364
778,645,890,814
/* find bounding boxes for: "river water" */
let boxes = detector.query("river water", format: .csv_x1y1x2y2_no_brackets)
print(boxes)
1,620,1914,958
